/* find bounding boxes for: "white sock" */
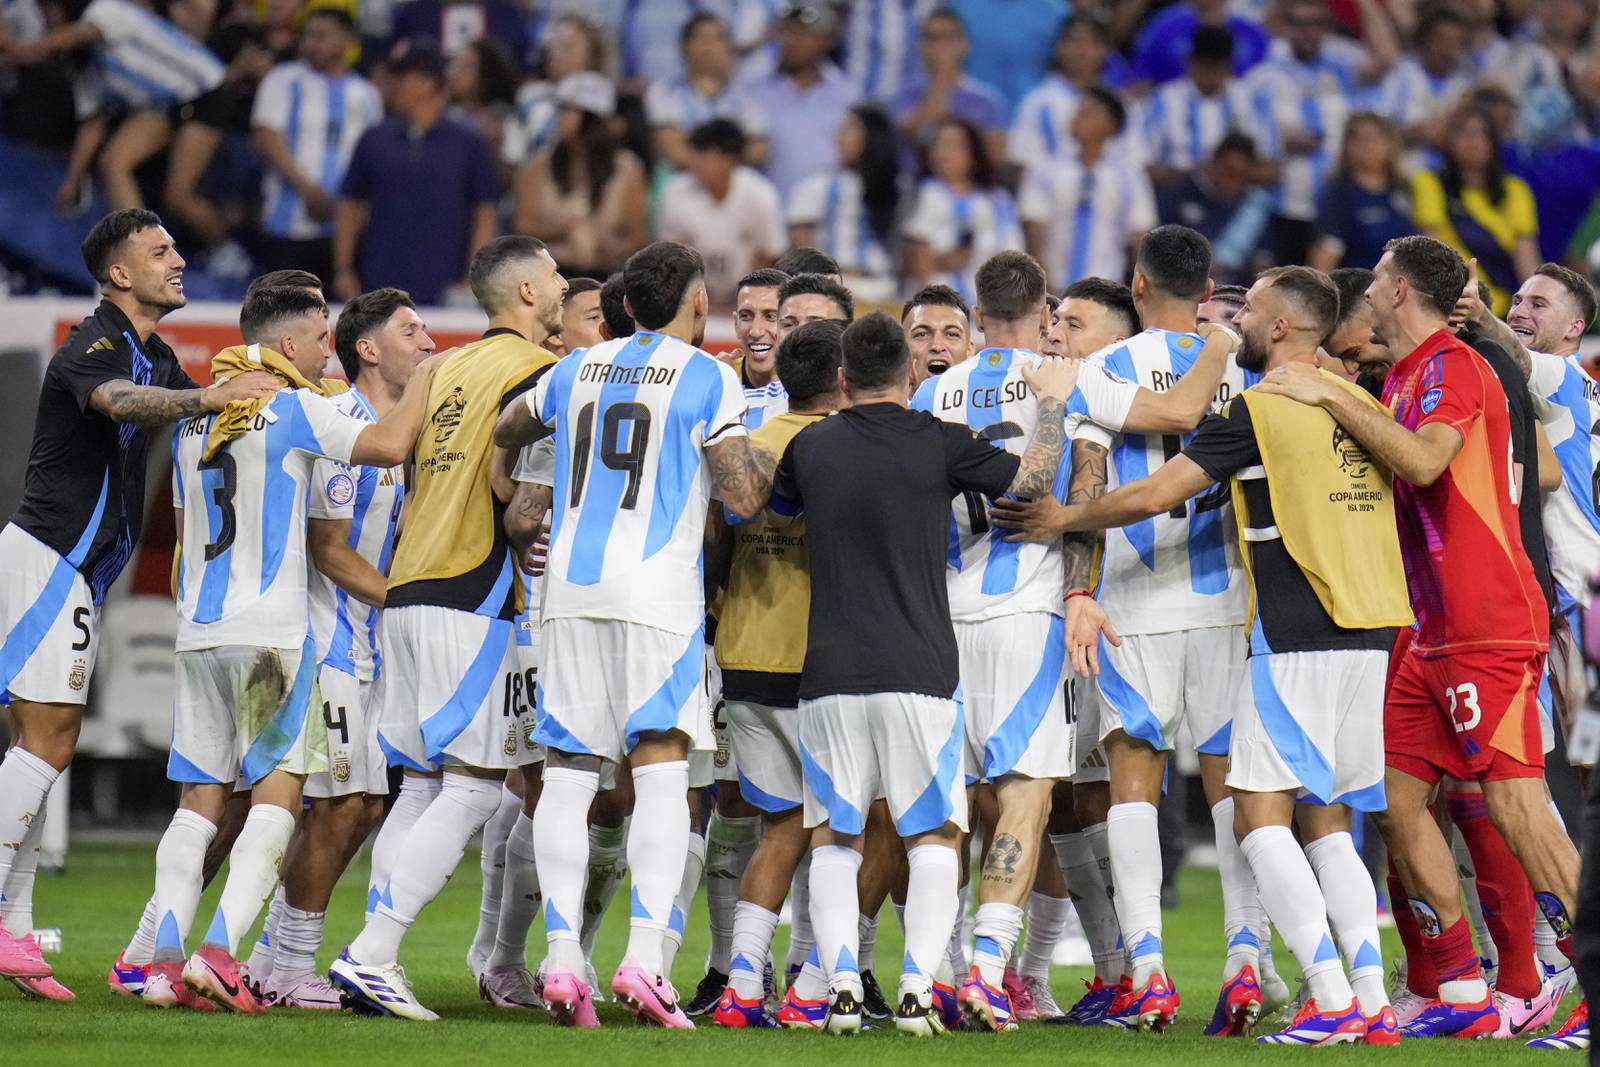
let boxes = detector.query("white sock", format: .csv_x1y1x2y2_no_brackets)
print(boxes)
245,884,286,977
534,767,599,972
1211,797,1264,979
902,843,959,1000
488,811,541,971
729,901,780,999
202,804,296,955
272,903,326,985
352,775,501,964
0,749,57,894
125,897,160,965
1240,825,1352,1012
1305,831,1388,1015
810,844,863,997
1021,892,1071,981
972,901,1024,986
1106,802,1164,984
150,808,219,962
580,819,627,961
1053,831,1121,982
471,785,521,968
785,851,813,978
368,775,440,918
623,761,690,976
858,913,879,973
705,813,761,973
1449,822,1498,973
943,881,970,983
0,790,48,936
662,828,706,978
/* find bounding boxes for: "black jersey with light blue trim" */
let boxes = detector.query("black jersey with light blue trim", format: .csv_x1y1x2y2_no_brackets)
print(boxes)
8,301,195,602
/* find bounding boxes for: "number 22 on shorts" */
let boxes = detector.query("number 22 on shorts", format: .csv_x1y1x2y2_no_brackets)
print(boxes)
1445,682,1482,733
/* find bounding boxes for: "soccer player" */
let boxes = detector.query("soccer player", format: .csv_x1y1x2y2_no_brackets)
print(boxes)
493,241,775,1029
774,246,843,282
769,311,1079,1037
149,285,437,1012
776,272,855,341
0,210,277,989
902,284,973,384
1049,277,1140,361
598,271,635,341
329,236,564,1021
1007,267,1410,1045
728,268,789,431
555,277,607,354
1256,236,1581,1041
1198,283,1248,327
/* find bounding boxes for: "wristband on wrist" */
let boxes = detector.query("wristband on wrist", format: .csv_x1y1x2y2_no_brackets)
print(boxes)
1063,590,1093,603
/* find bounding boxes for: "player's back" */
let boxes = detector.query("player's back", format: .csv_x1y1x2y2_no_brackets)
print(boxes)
537,330,747,635
387,331,555,619
1528,350,1600,609
1095,327,1249,633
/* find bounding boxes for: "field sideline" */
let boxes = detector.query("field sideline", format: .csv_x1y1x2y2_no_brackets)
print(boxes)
3,843,1566,1065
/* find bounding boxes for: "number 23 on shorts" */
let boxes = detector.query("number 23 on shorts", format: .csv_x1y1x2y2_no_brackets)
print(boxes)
1444,682,1482,734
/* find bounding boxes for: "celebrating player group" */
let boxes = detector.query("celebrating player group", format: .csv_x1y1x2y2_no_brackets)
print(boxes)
0,206,1594,1050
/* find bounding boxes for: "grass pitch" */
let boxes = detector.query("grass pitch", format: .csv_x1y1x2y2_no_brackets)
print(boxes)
3,842,1569,1065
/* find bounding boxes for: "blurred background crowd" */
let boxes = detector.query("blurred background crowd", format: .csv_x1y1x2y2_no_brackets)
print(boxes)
2,0,1600,323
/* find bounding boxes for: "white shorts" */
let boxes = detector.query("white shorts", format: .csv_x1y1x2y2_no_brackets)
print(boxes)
1071,676,1110,784
169,642,325,786
1226,649,1387,812
956,613,1072,783
378,605,537,772
726,699,802,813
304,664,387,798
536,618,712,764
0,525,99,706
1097,625,1246,754
799,692,967,837
513,610,548,766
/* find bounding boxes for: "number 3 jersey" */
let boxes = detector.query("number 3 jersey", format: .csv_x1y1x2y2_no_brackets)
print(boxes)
307,389,405,683
1085,328,1252,635
911,346,1139,622
530,330,748,636
172,387,366,652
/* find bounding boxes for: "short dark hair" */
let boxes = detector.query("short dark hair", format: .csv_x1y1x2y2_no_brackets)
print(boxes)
777,319,845,408
624,241,704,329
1533,262,1599,328
1382,235,1467,319
468,235,548,312
679,9,724,47
975,250,1048,322
564,276,602,304
840,311,909,390
688,118,746,158
1044,292,1061,313
334,287,415,379
901,283,970,323
1062,277,1139,335
1080,85,1126,135
1136,225,1213,302
304,6,355,32
1416,7,1467,44
775,246,842,278
1330,267,1375,324
1190,24,1234,63
239,285,328,346
245,269,323,301
1209,283,1248,307
1260,266,1340,343
1214,131,1257,161
778,272,854,321
82,208,164,285
736,267,789,301
599,271,634,338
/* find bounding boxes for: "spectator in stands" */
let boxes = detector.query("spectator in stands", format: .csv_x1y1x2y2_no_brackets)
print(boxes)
513,71,647,281
749,0,859,199
1155,133,1272,284
904,115,1022,302
947,0,1068,117
644,12,768,171
334,41,498,304
1129,0,1270,86
887,7,1006,173
1007,14,1128,165
1411,105,1540,316
1019,87,1155,290
1255,0,1395,101
389,0,530,71
788,103,899,283
502,14,607,167
842,0,923,101
445,39,520,166
1507,85,1600,266
1309,111,1412,273
1141,25,1256,187
251,8,382,282
616,0,768,90
656,119,786,309
1380,9,1476,151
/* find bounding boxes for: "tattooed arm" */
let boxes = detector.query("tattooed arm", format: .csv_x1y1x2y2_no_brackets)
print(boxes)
1007,395,1069,499
504,480,552,554
1062,438,1108,596
89,370,282,425
708,436,777,520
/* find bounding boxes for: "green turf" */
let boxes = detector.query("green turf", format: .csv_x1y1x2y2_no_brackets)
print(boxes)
3,843,1565,1064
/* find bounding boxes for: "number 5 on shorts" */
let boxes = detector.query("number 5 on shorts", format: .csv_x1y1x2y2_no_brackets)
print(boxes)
1445,682,1481,733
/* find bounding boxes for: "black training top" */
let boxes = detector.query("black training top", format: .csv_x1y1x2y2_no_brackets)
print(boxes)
770,402,1020,700
8,301,195,602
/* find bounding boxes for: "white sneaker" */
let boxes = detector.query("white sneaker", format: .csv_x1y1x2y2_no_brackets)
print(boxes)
480,965,544,1009
273,973,345,1011
328,950,439,1021
584,959,606,1003
1544,961,1578,1008
1022,974,1065,1020
467,945,488,981
1259,955,1292,1014
1391,985,1429,1027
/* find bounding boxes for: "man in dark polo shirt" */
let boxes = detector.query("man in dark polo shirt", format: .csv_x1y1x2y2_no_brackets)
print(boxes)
768,310,1078,1036
333,40,499,305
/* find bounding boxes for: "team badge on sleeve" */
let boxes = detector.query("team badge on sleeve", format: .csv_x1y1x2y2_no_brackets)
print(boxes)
326,473,356,506
1419,388,1442,415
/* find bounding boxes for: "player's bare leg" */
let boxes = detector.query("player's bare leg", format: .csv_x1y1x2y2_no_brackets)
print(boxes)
962,774,1053,1030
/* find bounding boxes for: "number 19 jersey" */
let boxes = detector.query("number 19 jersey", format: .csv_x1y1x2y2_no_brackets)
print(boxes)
530,331,748,636
912,346,1139,622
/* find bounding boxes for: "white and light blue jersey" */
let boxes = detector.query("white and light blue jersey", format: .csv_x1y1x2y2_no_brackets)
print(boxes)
743,379,788,432
1084,329,1250,635
913,346,1139,622
172,384,366,652
643,75,769,138
306,389,403,682
1139,77,1258,172
1527,349,1600,612
75,0,223,116
787,169,895,280
842,0,930,100
903,179,1024,305
1007,73,1083,164
530,331,748,635
1017,152,1156,290
251,61,383,241
1247,44,1354,221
